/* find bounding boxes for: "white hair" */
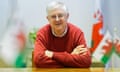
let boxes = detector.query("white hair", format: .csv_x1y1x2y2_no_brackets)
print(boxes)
46,1,68,15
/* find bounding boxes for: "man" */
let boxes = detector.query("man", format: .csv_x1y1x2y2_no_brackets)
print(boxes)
33,1,91,68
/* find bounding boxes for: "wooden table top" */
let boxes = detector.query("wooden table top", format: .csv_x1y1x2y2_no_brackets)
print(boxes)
0,67,119,72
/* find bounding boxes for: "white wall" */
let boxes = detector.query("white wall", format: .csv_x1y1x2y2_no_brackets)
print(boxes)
0,0,11,38
102,0,120,38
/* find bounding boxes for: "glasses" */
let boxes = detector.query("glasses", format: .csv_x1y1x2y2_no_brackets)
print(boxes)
48,14,66,20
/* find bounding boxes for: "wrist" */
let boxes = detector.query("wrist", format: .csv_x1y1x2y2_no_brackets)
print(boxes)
45,50,53,58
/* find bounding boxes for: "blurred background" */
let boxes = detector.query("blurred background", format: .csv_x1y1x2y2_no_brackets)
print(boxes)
0,0,120,68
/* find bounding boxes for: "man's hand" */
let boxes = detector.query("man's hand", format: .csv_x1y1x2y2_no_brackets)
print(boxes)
45,50,53,58
71,45,88,55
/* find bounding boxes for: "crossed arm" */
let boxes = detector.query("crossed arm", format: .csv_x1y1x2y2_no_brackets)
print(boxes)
45,45,91,68
46,45,87,57
34,40,91,68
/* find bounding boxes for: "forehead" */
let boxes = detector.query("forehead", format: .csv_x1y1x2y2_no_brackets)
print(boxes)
48,8,66,15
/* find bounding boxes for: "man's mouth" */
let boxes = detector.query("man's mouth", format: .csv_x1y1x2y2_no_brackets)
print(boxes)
55,23,61,25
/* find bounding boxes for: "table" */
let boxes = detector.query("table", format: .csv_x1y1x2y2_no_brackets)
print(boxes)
0,68,120,72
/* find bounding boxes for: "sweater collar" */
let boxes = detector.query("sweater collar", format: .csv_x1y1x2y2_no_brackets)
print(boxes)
52,25,68,37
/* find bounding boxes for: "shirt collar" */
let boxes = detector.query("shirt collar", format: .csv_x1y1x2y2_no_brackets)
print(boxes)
52,25,68,37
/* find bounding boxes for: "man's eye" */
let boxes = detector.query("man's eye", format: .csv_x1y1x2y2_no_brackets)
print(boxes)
50,14,64,19
51,16,56,18
58,15,63,18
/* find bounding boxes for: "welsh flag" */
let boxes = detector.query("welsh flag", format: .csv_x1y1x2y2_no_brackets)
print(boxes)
0,16,26,67
90,0,113,64
90,0,104,53
92,31,113,64
0,0,26,67
90,11,103,53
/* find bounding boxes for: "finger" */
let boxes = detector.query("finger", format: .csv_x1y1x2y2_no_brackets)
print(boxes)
81,52,87,55
76,47,87,51
76,44,85,48
79,48,87,54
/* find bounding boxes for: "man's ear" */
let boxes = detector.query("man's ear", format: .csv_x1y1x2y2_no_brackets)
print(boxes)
66,13,69,19
46,16,50,21
46,16,48,20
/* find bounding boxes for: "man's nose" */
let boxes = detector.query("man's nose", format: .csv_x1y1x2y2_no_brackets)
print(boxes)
55,15,60,21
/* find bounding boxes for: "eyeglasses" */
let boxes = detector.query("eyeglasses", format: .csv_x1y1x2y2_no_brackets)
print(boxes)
48,14,66,20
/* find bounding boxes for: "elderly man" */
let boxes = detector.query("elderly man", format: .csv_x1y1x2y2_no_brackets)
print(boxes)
33,1,91,68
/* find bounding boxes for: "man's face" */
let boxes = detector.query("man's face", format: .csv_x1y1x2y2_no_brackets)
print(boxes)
47,8,69,32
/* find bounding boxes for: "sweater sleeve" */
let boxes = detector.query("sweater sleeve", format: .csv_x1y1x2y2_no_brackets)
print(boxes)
52,31,91,68
33,32,64,68
52,49,91,68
